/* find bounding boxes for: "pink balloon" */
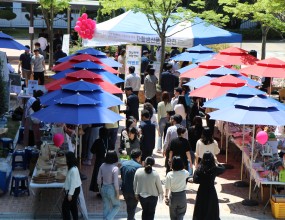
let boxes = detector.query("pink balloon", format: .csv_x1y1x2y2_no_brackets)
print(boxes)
78,17,83,22
53,133,64,147
74,25,80,31
76,21,82,26
256,131,268,145
81,13,88,20
85,29,90,35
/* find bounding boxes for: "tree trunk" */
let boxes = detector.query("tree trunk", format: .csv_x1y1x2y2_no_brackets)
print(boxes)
261,26,269,60
49,7,54,70
159,34,166,84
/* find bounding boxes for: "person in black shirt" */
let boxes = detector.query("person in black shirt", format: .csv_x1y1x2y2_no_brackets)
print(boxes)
18,45,32,86
168,125,192,170
54,44,67,64
139,109,156,163
160,63,179,98
122,86,139,121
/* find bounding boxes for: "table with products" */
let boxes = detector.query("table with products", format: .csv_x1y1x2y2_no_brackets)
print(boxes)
30,144,88,219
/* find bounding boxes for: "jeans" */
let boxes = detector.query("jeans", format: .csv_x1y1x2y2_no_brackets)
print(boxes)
139,195,158,220
62,187,80,220
123,192,138,220
157,117,168,150
101,184,120,220
108,127,119,151
169,191,187,220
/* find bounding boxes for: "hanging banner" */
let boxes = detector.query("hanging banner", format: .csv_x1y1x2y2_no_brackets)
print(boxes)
62,34,70,55
125,45,141,75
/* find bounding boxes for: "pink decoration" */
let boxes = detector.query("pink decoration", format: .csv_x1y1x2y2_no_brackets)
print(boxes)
74,13,96,39
53,133,64,147
256,131,268,145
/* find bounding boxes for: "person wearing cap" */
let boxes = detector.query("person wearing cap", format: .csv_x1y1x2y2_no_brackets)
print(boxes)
31,48,46,85
125,66,141,96
18,45,32,86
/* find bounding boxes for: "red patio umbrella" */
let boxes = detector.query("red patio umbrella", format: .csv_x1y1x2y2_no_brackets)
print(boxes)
240,58,285,94
189,74,246,99
214,47,258,65
45,71,122,94
52,54,119,74
180,59,232,79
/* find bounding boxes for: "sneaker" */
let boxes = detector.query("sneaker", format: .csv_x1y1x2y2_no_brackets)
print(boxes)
82,160,92,166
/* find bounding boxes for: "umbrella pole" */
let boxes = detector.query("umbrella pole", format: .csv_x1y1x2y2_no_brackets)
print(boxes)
75,126,78,158
79,125,82,170
242,125,258,206
234,124,249,187
221,122,224,151
269,77,272,96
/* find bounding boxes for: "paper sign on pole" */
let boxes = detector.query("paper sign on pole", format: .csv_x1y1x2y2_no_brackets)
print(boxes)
126,45,141,75
62,34,70,55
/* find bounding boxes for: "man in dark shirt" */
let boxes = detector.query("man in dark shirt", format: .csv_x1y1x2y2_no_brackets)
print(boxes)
18,45,32,86
160,63,179,97
54,44,67,64
120,149,142,220
124,86,139,121
141,50,150,84
139,109,156,162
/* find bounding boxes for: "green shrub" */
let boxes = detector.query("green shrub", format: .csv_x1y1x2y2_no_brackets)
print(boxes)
0,9,16,21
229,28,284,41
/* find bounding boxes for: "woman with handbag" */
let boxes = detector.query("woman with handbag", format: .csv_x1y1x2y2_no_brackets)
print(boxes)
97,150,120,220
192,151,225,220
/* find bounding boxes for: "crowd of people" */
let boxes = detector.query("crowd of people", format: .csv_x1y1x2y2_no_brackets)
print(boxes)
16,43,226,220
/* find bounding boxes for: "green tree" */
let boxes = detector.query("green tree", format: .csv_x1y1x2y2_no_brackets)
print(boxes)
38,0,70,69
100,0,228,79
0,3,16,20
219,0,285,59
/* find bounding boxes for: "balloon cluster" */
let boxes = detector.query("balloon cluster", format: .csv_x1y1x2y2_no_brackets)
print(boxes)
74,13,96,40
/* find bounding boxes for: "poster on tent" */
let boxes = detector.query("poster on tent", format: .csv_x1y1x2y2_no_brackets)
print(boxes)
126,45,141,75
27,80,38,95
62,34,70,55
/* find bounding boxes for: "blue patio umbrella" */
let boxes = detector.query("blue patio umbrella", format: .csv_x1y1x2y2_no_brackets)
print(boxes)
209,96,285,204
193,53,216,63
186,44,214,53
73,61,104,70
33,94,124,125
184,67,260,87
76,48,106,56
39,81,123,107
172,52,214,62
177,64,198,74
51,68,124,84
0,32,28,50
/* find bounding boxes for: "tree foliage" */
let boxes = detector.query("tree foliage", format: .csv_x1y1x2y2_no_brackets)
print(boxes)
219,0,285,59
100,0,228,77
38,0,70,69
0,3,16,21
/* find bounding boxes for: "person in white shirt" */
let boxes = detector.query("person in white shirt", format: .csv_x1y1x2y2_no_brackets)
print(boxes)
62,152,82,220
174,95,188,127
195,127,220,166
165,156,190,220
171,87,183,109
37,33,48,51
125,66,141,96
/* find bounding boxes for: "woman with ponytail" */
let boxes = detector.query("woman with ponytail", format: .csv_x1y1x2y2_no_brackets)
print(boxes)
133,157,163,220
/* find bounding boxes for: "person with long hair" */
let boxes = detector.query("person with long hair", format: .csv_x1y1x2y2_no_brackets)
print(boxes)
62,152,82,220
157,91,173,152
118,48,126,90
97,150,120,220
133,157,163,220
193,151,225,220
165,156,190,220
195,127,220,166
174,95,187,127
